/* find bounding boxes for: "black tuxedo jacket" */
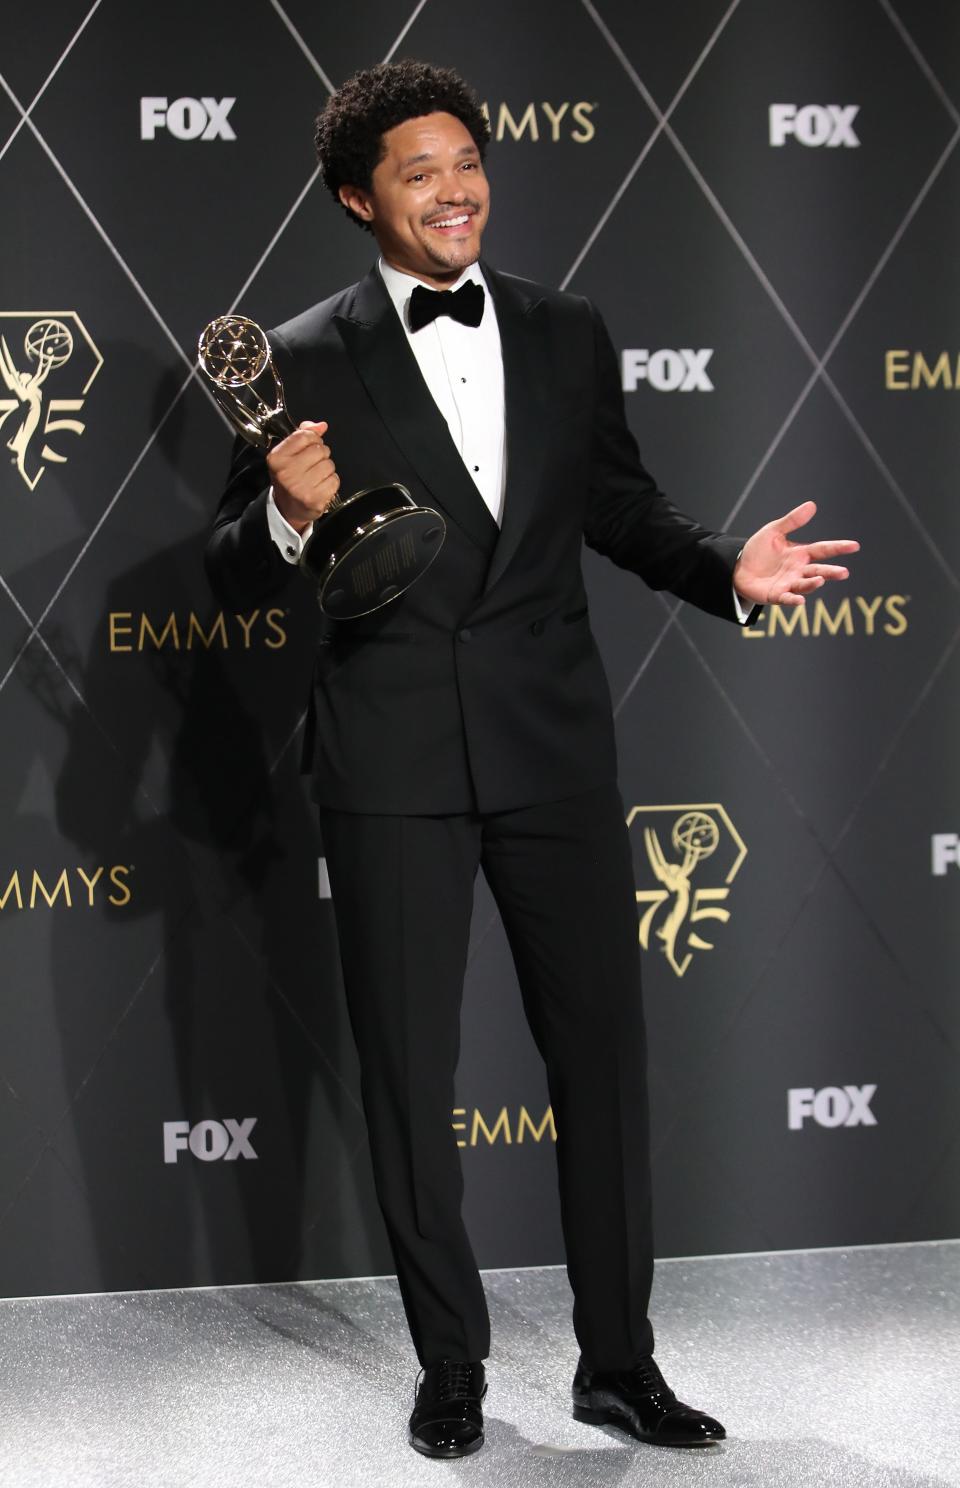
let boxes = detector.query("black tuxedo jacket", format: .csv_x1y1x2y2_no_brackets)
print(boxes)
206,262,746,815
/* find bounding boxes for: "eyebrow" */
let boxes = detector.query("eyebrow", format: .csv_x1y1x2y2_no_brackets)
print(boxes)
398,143,479,169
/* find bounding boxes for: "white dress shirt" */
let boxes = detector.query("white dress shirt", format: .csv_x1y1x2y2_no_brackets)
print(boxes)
267,257,506,562
380,258,506,524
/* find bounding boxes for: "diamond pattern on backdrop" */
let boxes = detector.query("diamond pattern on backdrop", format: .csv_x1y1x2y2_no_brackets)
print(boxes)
689,865,960,1246
0,0,957,1295
0,1,98,114
683,383,957,829
828,141,960,569
0,3,380,1292
28,0,331,349
0,86,22,161
565,3,959,1265
879,0,960,113
831,637,960,1052
664,0,958,354
394,0,667,288
570,132,817,533
0,133,187,614
272,0,421,90
589,0,740,115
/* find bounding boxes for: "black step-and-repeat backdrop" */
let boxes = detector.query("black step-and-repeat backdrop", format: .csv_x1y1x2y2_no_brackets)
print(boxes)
1,0,958,1297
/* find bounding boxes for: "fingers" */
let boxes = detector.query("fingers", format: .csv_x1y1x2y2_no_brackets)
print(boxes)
268,424,331,470
768,560,856,605
785,575,825,596
771,499,817,535
771,573,849,604
267,419,339,522
309,471,341,519
803,564,850,581
280,420,330,451
281,425,330,458
291,440,332,471
765,532,859,605
775,568,846,596
804,539,860,559
759,581,805,605
275,467,340,526
268,449,334,495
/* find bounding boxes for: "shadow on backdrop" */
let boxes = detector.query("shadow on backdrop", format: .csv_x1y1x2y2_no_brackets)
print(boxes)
15,346,388,1291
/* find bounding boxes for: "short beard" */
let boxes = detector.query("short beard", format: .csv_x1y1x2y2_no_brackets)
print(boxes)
423,239,481,276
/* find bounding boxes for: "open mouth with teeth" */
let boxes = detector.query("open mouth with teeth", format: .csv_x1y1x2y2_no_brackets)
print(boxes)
425,212,474,234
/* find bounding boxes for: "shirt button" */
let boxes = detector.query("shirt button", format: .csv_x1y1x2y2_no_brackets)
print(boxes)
530,619,545,636
285,545,297,559
473,465,480,473
458,628,473,643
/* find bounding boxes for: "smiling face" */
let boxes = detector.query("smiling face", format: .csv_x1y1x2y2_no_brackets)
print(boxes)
338,111,490,288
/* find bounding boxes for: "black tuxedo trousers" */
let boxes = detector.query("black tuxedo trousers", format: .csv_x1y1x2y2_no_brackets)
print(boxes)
319,784,655,1369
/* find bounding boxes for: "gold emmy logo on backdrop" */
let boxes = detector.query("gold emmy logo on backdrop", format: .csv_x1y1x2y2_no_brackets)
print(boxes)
0,312,103,490
628,804,747,978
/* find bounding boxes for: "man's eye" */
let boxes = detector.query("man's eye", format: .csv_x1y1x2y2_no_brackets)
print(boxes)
409,173,426,183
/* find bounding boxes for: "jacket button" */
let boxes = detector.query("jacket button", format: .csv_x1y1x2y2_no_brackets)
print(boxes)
530,619,545,636
458,628,472,643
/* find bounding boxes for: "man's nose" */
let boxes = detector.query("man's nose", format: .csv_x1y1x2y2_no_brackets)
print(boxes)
435,173,467,203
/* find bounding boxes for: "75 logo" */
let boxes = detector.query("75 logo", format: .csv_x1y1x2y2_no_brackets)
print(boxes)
0,312,102,490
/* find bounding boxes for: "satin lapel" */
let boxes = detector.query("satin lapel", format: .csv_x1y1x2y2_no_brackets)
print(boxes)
481,265,549,596
333,268,499,559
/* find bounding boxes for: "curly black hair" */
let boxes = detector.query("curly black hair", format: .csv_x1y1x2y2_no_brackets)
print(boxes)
315,60,491,231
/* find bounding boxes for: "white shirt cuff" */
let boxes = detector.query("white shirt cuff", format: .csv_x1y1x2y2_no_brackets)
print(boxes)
267,486,313,563
732,585,753,624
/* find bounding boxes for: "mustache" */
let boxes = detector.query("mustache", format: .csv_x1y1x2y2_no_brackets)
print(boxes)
421,202,483,224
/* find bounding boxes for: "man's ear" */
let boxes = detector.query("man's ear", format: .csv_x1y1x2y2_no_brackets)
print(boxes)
339,184,374,223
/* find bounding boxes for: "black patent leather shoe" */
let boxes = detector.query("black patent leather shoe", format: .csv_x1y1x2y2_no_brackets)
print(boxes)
409,1359,487,1458
572,1357,725,1446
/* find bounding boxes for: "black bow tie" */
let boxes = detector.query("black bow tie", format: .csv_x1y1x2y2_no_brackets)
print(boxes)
408,279,485,333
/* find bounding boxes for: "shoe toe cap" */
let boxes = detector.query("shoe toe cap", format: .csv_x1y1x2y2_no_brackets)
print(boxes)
411,1418,483,1456
658,1408,726,1443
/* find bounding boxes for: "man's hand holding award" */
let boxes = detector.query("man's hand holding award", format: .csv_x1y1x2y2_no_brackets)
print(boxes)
197,313,445,618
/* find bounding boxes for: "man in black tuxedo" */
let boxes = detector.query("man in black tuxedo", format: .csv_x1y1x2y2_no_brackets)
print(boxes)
206,61,858,1460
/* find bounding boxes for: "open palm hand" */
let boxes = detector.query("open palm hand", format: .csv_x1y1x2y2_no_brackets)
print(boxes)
733,500,859,609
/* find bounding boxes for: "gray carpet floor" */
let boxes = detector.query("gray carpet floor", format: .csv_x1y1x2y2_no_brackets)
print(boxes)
2,1240,958,1488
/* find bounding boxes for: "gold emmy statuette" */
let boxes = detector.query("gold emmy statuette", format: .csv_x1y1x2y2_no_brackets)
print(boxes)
197,313,445,618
